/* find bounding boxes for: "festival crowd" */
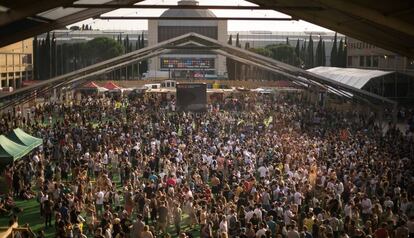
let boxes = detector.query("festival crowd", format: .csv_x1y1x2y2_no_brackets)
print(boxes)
0,92,413,238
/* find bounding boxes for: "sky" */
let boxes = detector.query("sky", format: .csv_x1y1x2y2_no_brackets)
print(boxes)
69,0,333,32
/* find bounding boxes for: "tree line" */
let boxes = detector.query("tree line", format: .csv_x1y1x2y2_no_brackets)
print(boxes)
33,32,148,80
225,32,348,80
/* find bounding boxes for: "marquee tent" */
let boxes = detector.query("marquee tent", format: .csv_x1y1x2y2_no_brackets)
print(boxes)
103,82,122,91
7,128,43,151
0,135,30,163
80,81,108,93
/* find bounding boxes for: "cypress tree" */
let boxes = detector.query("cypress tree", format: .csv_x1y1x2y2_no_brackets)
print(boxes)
295,39,300,58
33,36,38,80
286,37,289,45
38,39,43,80
236,33,241,48
45,32,51,79
51,32,57,77
307,34,314,68
141,31,147,73
245,42,250,49
315,37,321,67
56,44,61,76
136,35,141,49
338,39,344,67
322,41,326,66
342,38,348,67
330,32,338,67
300,40,307,68
226,35,234,80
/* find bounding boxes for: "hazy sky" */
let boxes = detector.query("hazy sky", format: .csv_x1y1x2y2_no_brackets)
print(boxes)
69,0,332,32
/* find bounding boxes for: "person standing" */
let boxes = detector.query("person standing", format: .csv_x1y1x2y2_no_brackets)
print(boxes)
131,214,145,238
173,203,183,236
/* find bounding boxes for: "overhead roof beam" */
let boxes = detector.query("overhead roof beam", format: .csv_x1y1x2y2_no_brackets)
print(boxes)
0,0,75,27
383,7,414,17
97,16,295,21
313,0,414,37
272,8,414,57
70,4,324,10
0,0,145,48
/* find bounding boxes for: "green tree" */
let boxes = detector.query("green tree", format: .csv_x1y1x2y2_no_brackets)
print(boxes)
236,33,241,48
249,47,272,57
343,38,347,67
245,42,250,49
315,36,323,66
331,32,338,67
140,31,148,74
226,35,236,80
307,34,314,68
295,39,300,59
322,41,326,66
33,36,39,80
300,40,307,68
338,38,344,67
85,37,124,65
45,32,51,79
267,44,301,66
51,32,57,77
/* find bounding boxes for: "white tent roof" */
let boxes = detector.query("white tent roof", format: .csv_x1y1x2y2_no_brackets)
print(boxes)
307,67,394,89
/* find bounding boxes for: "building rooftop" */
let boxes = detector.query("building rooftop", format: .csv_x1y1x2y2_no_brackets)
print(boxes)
160,0,216,18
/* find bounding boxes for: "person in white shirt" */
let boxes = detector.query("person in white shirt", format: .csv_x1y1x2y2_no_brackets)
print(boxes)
294,189,303,206
284,206,295,225
384,196,394,209
96,190,105,216
254,205,263,222
257,165,268,179
245,207,255,223
219,215,228,234
256,223,267,238
361,195,372,222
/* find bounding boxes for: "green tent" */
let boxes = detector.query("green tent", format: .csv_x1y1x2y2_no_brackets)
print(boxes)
7,128,43,151
0,135,31,164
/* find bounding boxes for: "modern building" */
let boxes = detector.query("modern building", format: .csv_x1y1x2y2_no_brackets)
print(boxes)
0,39,33,90
347,37,414,76
147,0,227,78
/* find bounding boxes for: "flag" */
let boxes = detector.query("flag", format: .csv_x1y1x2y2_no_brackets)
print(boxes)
340,129,350,141
177,125,182,137
264,116,273,127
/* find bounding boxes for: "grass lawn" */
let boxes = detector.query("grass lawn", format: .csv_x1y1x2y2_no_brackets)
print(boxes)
0,198,201,238
0,198,56,238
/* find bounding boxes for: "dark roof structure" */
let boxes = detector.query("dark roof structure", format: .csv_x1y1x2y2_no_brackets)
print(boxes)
0,0,413,57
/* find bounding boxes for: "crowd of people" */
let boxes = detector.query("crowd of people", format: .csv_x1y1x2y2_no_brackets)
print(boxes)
0,92,413,238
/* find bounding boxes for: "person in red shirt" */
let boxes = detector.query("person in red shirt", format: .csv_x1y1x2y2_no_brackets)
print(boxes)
374,223,389,238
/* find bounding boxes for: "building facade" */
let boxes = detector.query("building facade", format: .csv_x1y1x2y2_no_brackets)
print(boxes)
0,38,33,90
347,37,414,76
147,0,227,78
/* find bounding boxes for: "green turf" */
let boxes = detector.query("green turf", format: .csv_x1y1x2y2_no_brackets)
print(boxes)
0,198,55,238
0,198,201,238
